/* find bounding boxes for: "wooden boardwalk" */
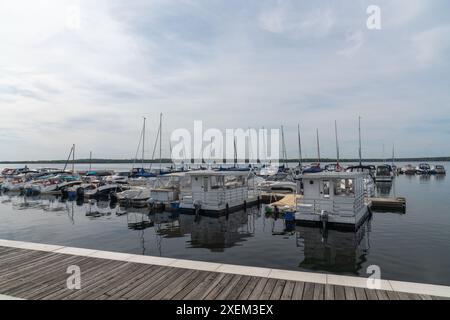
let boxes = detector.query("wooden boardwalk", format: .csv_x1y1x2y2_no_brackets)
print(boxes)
0,246,447,300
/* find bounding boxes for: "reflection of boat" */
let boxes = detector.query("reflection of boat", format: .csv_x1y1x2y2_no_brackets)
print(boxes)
127,212,154,230
296,220,370,274
178,210,253,252
85,200,112,217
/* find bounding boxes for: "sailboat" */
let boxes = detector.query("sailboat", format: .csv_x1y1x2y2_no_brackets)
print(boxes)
302,129,323,174
130,117,156,180
345,117,375,197
325,121,343,172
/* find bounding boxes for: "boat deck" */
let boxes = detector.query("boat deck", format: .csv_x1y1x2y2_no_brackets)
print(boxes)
1,241,449,300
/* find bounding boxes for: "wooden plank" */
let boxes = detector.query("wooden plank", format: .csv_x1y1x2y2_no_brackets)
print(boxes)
313,283,324,300
34,259,124,300
225,276,251,300
269,280,286,300
22,256,111,299
2,255,89,296
334,286,346,300
236,277,260,300
386,290,400,300
354,287,367,300
397,292,421,300
344,286,356,300
365,288,379,300
291,281,305,300
171,271,212,300
106,265,170,300
375,290,389,300
128,267,186,300
96,264,159,299
215,275,243,300
324,285,334,300
280,281,295,300
302,282,315,300
247,277,268,300
183,273,226,300
204,274,235,300
258,278,277,300
151,269,200,300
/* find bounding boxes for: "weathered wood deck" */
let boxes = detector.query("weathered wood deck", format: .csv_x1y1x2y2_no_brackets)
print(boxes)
0,245,447,300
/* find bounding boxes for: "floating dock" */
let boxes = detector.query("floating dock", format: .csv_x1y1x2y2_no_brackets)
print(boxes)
0,239,448,300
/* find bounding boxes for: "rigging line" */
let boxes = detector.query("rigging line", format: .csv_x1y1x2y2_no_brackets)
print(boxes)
149,123,161,171
132,123,144,170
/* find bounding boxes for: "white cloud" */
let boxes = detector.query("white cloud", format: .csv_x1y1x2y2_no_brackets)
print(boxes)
413,26,450,66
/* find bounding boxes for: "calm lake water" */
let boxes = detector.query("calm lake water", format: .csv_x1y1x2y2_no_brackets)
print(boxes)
1,162,449,286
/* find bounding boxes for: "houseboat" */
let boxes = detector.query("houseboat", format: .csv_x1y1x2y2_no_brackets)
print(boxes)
178,170,260,216
295,172,370,230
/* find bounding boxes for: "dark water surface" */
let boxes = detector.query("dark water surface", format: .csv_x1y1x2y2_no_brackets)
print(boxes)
1,162,449,286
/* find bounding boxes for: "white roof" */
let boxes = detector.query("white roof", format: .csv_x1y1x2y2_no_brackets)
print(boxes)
300,172,365,179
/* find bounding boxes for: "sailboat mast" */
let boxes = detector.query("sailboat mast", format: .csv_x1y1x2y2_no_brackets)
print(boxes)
281,125,287,167
335,120,340,166
297,124,302,167
358,116,362,166
142,117,146,169
89,151,92,171
72,144,75,173
159,113,162,172
316,129,321,165
392,145,395,166
234,137,237,166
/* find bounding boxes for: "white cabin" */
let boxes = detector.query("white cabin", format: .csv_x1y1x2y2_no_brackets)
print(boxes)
179,171,259,213
295,172,370,229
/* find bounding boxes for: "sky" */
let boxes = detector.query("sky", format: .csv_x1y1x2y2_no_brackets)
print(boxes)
0,0,449,161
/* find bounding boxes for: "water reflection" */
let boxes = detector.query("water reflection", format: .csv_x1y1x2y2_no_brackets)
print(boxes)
376,182,393,197
296,219,371,274
178,210,255,252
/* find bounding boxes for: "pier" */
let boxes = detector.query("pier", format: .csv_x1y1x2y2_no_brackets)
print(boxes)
0,239,449,300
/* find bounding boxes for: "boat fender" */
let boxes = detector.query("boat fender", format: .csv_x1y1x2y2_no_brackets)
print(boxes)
243,200,247,212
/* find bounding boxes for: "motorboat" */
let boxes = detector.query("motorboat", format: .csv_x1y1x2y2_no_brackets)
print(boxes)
416,163,431,174
400,164,416,175
433,165,446,175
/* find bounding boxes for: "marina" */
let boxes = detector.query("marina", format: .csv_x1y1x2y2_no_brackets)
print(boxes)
0,162,449,288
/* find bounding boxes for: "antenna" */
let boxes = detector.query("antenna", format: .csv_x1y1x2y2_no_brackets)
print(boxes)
89,151,92,171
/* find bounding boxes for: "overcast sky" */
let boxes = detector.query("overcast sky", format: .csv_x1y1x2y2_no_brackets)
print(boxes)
1,0,449,161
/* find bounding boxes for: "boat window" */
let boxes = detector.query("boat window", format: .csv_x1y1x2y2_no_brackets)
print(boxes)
323,181,330,198
211,176,224,189
334,179,354,196
203,177,209,191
